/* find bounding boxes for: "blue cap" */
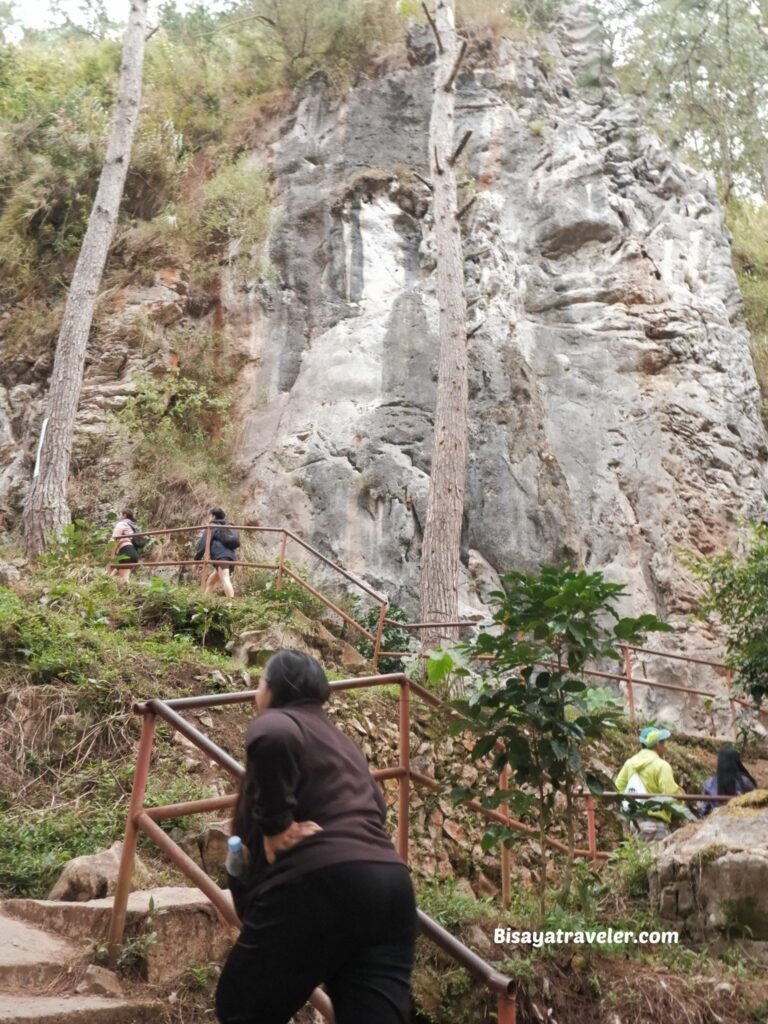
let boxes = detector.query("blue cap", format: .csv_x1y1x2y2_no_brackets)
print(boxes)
227,835,242,851
640,726,671,749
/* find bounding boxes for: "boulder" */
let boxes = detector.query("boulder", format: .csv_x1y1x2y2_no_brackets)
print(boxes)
648,790,768,939
49,842,150,903
339,641,366,670
75,965,124,998
226,625,320,668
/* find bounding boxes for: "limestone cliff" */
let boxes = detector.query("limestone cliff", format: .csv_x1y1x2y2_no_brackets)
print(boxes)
225,10,768,632
2,11,767,682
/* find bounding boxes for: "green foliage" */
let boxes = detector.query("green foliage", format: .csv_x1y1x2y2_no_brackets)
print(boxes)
188,158,271,272
0,803,122,896
112,895,167,978
416,878,492,929
138,577,235,649
117,368,233,522
435,566,670,919
689,524,768,706
356,603,412,673
598,0,768,200
606,836,654,899
728,202,768,409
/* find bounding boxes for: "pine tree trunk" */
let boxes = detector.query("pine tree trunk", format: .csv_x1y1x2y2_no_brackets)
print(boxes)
419,0,469,653
23,0,149,556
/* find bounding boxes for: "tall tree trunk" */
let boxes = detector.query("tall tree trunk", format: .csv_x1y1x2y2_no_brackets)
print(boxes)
23,0,148,557
419,0,469,653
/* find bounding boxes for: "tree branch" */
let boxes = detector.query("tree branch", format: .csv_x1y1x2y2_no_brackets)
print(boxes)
449,129,472,166
421,3,444,53
414,172,434,191
443,39,468,92
456,195,476,220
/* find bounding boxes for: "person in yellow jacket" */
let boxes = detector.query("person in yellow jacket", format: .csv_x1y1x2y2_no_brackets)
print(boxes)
615,726,680,841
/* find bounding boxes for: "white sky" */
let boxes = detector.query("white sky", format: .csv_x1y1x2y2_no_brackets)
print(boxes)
11,0,130,30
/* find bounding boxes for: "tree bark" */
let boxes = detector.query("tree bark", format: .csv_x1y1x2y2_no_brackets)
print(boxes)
23,0,149,556
419,0,469,653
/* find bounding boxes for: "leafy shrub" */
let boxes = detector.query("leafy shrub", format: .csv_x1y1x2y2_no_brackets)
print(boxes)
0,806,122,897
417,878,491,929
139,577,235,650
690,523,768,706
356,604,413,672
187,158,271,272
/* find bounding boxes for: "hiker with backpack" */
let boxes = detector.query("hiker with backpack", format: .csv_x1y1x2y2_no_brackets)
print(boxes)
108,507,146,583
615,726,681,841
194,506,240,598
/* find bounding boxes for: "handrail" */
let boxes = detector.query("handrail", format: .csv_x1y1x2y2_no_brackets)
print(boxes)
108,521,767,738
417,911,516,1002
107,523,390,670
109,674,518,1022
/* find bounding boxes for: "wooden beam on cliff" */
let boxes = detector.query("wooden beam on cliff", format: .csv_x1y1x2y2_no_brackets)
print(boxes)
422,3,444,53
443,39,468,92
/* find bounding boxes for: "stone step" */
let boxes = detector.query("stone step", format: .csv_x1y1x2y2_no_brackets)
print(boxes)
4,888,234,986
0,914,81,993
0,994,159,1023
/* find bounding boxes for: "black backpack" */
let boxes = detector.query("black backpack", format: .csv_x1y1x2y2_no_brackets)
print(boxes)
216,525,240,550
129,521,149,550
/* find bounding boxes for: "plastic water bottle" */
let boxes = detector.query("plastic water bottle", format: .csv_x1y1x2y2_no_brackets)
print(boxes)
225,835,245,878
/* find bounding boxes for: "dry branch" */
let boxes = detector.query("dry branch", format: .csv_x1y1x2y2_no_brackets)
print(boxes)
456,195,477,220
443,39,468,92
449,129,473,166
421,3,444,53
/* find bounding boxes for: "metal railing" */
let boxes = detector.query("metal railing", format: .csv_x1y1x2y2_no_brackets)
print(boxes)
109,522,768,740
107,662,753,1020
109,524,392,671
107,674,517,1023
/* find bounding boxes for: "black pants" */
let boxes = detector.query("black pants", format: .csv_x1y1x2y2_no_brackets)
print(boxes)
215,861,416,1024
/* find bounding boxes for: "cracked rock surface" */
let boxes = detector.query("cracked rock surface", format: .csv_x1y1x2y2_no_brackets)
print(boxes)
1,11,766,716
228,10,767,646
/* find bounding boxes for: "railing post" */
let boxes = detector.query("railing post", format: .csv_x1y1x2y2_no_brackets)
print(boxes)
622,645,636,720
585,794,598,870
497,992,517,1024
725,668,737,741
499,763,511,911
201,523,212,591
276,530,288,590
398,679,411,863
107,713,156,962
372,602,387,672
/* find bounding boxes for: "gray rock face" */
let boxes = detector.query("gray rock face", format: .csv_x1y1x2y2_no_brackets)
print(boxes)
228,10,767,645
648,792,768,939
1,12,766,714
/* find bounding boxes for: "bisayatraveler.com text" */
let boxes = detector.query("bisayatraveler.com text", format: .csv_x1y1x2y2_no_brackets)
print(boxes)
493,927,678,948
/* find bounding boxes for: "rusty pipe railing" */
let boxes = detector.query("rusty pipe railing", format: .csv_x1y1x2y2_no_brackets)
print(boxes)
108,523,390,669
109,674,518,1023
418,910,516,1022
110,521,767,736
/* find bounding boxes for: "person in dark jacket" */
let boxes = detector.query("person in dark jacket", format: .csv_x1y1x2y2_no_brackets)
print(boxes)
194,506,239,597
699,746,757,816
215,649,416,1024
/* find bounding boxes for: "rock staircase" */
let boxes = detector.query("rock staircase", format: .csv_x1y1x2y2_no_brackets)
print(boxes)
0,887,227,1023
